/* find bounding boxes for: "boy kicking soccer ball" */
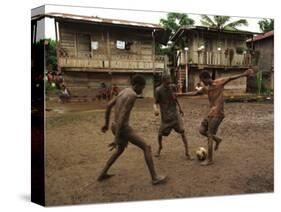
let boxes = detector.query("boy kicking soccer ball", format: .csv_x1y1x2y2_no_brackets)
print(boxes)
198,69,255,166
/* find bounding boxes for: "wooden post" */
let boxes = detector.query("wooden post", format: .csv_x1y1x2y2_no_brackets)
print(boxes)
54,20,58,42
152,30,156,75
34,22,37,44
164,55,168,72
185,50,188,92
54,20,58,70
107,31,111,71
225,38,227,66
90,34,93,58
31,21,35,44
54,20,61,72
75,32,78,57
251,34,254,66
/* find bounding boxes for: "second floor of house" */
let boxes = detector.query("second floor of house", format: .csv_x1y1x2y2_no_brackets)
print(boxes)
170,26,256,68
50,14,169,72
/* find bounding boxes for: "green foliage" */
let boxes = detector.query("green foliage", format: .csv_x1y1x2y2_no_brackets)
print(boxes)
262,87,273,96
45,39,58,71
258,19,274,32
160,12,195,34
256,71,263,95
200,15,248,30
158,13,194,57
235,45,249,54
236,46,244,54
252,51,260,66
255,70,273,96
46,81,57,95
41,39,59,97
155,44,172,55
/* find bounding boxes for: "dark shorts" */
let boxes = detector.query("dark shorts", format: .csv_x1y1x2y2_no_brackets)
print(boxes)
200,116,224,135
111,123,134,148
159,117,185,136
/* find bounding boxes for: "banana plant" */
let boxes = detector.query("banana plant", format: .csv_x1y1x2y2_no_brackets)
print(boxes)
256,70,263,96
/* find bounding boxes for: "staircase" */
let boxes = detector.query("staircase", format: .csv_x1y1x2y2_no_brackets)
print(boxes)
177,68,187,93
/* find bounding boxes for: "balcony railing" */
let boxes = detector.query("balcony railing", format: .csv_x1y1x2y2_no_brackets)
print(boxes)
179,51,252,67
58,49,166,71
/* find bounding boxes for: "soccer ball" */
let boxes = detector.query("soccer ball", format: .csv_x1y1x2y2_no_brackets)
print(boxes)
196,147,207,161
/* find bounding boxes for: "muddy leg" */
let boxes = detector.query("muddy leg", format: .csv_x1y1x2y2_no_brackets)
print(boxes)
155,134,163,157
129,133,167,185
214,136,222,151
200,135,214,166
97,145,125,181
199,127,221,151
180,133,193,160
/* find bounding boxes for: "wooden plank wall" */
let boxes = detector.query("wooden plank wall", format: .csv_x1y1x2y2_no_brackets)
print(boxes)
181,32,249,66
63,71,155,98
59,21,153,61
57,21,166,71
58,21,159,97
63,71,111,97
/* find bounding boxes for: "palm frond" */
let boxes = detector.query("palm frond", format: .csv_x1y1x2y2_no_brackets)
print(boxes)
200,15,215,27
200,20,213,27
224,19,248,30
258,18,274,32
214,16,230,29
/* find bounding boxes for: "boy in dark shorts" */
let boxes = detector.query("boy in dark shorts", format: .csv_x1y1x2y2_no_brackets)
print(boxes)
199,69,255,166
98,74,167,185
154,75,193,160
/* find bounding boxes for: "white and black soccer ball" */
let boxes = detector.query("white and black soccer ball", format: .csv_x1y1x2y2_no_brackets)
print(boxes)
196,147,207,161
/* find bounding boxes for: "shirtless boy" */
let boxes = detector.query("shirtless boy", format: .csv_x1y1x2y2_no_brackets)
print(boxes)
198,69,255,166
154,75,193,160
98,74,167,185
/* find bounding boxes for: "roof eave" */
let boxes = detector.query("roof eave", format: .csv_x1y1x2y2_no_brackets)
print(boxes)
31,13,163,30
170,26,257,42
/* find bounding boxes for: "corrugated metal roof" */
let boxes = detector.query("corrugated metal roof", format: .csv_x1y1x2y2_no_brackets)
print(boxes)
246,30,273,42
31,12,163,29
170,26,257,42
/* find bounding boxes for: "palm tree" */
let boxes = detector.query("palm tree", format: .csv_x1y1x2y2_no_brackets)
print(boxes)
258,18,274,32
157,13,194,53
200,15,248,30
160,12,195,34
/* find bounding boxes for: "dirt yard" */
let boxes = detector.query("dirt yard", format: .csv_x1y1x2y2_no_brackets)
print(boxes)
45,97,273,206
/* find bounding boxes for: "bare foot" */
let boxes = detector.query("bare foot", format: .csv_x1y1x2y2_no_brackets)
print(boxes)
200,160,213,166
154,152,161,158
214,139,222,151
186,154,194,160
97,174,115,182
152,175,168,185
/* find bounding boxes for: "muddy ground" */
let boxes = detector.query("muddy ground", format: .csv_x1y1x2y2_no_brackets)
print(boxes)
45,97,273,206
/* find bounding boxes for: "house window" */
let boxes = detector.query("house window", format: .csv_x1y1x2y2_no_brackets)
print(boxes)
116,40,133,50
77,33,91,57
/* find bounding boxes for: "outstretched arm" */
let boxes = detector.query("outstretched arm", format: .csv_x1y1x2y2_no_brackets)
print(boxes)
185,90,202,96
185,85,208,96
101,97,117,133
222,69,255,86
